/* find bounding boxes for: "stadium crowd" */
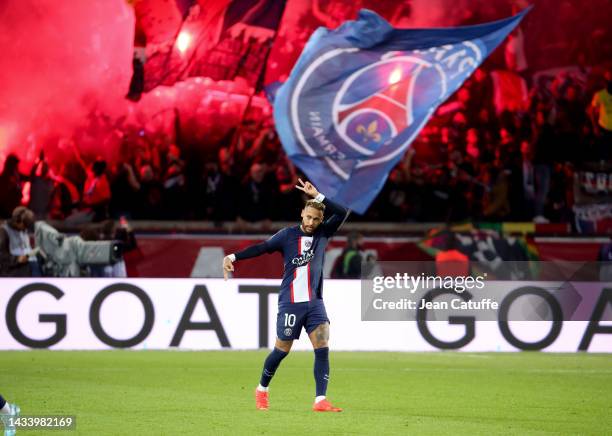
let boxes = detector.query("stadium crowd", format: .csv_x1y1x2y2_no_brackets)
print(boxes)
0,0,610,228
1,66,610,227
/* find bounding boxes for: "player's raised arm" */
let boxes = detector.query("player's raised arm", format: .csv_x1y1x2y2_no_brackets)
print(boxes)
295,178,350,236
222,228,287,280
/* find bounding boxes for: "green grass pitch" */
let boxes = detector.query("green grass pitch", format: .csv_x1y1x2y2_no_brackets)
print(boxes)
1,350,611,435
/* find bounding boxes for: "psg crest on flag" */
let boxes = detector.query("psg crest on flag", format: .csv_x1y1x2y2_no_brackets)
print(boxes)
274,8,530,214
292,42,485,166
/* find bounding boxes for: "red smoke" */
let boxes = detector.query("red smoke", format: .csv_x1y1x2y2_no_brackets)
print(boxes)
0,0,133,170
0,0,532,174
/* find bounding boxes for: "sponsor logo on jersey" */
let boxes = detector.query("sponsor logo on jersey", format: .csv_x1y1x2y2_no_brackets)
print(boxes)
291,249,315,267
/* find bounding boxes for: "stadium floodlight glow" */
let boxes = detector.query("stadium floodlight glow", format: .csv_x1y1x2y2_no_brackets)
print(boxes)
388,67,402,85
176,30,192,54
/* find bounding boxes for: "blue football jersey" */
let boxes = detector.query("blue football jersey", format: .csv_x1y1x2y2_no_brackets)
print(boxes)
235,197,348,304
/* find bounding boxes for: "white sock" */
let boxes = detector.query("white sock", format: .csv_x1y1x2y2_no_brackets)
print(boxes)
0,402,10,414
315,395,326,404
256,384,269,392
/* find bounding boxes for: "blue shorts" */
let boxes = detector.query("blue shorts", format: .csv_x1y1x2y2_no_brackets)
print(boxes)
276,299,329,341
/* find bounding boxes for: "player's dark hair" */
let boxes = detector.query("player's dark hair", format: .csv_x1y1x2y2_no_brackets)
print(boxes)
304,199,325,212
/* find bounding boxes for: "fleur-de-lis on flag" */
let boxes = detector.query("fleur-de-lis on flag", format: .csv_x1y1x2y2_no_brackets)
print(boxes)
356,121,382,143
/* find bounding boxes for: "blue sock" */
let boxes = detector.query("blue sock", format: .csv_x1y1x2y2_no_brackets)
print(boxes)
0,395,5,409
260,348,288,387
314,347,329,397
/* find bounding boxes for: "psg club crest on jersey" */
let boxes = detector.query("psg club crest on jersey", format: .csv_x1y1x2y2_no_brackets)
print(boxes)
284,328,292,337
274,8,530,214
304,240,312,249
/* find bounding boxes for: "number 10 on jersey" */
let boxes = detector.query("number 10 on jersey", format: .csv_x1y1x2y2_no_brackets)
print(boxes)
284,313,296,327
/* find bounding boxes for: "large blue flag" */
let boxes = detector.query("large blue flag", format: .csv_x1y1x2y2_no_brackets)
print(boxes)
274,8,531,213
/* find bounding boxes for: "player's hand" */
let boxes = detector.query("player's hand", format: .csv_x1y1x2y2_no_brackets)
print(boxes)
17,255,28,264
223,255,234,280
295,178,319,198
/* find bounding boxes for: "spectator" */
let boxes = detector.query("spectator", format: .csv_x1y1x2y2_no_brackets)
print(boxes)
134,164,164,219
483,166,511,220
0,154,24,219
331,232,363,279
48,163,80,220
274,157,302,221
162,144,186,219
447,149,477,222
590,71,612,159
230,123,260,177
465,128,481,162
0,206,38,277
374,167,409,221
466,69,495,118
518,140,536,220
110,162,141,219
68,141,111,223
237,163,277,227
202,149,240,223
532,110,555,221
28,152,55,220
251,126,282,167
556,84,587,162
549,162,573,222
499,127,519,157
83,158,111,221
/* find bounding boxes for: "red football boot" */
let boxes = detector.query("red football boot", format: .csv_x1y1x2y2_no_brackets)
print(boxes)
255,389,269,410
312,398,342,412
